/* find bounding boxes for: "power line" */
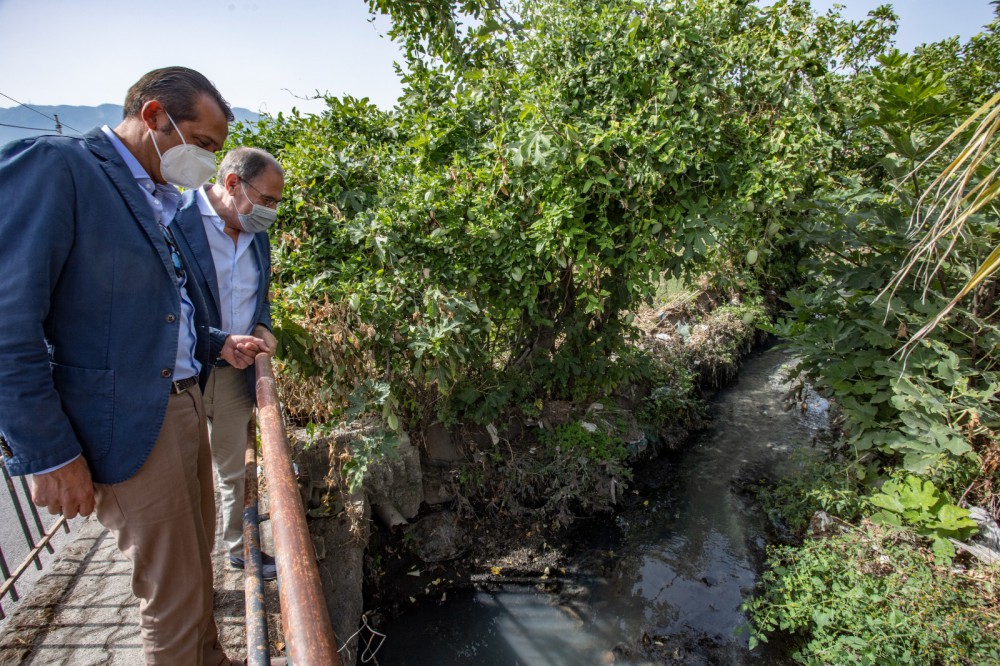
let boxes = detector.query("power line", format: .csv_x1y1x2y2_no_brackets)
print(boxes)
0,92,82,134
0,121,55,132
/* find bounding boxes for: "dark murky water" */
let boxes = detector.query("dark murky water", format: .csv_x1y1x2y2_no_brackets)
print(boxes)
377,347,828,665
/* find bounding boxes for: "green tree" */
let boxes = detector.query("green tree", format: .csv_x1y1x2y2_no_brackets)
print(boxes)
234,0,899,431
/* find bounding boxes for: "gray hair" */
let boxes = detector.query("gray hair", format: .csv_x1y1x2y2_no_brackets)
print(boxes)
217,147,283,184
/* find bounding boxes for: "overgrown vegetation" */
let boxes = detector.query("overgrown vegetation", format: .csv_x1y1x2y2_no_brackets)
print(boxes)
448,297,766,525
230,1,1000,662
744,524,1000,665
747,8,1000,657
235,0,870,435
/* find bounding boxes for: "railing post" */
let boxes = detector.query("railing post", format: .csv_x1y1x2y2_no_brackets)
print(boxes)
255,354,340,666
0,459,68,620
242,418,270,666
2,463,42,570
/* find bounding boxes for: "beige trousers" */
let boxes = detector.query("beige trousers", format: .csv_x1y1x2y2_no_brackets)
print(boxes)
202,365,255,559
94,385,228,666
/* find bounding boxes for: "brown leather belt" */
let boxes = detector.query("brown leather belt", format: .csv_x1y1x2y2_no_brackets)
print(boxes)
170,376,198,395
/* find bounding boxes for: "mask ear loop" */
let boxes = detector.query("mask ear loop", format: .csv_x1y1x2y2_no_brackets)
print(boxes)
148,109,188,160
163,111,188,144
238,179,255,214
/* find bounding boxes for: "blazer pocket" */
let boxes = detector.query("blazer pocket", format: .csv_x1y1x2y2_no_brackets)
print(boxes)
50,362,115,462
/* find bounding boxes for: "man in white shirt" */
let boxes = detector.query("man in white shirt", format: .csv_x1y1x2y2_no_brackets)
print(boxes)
173,147,283,580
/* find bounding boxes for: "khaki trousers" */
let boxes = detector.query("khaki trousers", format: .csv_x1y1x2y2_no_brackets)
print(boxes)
94,385,228,666
202,365,255,559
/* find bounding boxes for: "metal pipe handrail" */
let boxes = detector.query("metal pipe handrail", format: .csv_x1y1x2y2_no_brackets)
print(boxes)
242,418,270,666
254,353,341,666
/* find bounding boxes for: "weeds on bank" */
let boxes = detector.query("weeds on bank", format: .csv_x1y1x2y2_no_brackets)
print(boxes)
755,456,870,534
744,523,1000,665
750,455,998,665
453,297,769,527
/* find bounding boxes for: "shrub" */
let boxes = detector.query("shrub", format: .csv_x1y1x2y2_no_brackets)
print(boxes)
744,525,1000,665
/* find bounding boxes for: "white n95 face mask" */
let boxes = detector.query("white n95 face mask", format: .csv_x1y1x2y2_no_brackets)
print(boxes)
149,111,217,189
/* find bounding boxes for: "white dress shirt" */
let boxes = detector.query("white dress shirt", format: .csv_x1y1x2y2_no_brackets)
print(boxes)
196,187,261,336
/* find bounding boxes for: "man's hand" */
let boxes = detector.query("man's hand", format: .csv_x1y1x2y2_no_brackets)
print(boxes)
252,325,277,357
31,456,95,519
220,334,271,369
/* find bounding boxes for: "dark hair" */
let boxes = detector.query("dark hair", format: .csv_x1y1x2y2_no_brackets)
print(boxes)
122,66,234,123
218,147,283,184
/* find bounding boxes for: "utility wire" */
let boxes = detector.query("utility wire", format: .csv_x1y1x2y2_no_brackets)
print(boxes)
0,121,55,132
0,92,82,134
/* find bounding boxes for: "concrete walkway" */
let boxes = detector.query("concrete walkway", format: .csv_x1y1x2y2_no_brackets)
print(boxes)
0,516,268,666
0,517,144,665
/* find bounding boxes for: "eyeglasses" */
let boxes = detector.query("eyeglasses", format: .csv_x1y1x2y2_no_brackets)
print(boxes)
159,223,186,282
242,178,281,209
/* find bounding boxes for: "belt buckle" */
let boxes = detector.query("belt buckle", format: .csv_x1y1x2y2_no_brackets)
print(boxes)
170,376,196,395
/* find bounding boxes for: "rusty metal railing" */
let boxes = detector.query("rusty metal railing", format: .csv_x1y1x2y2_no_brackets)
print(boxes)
247,353,340,666
0,458,71,620
242,418,270,666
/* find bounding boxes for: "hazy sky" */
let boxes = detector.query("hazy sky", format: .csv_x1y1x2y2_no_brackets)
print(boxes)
812,0,996,51
0,0,404,115
0,1,995,116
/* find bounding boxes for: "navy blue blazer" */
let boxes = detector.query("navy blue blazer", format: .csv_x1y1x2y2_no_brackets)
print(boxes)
0,128,220,484
172,189,272,402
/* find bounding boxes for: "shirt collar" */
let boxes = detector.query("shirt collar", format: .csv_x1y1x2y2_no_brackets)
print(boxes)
101,125,180,202
198,186,253,240
196,186,221,219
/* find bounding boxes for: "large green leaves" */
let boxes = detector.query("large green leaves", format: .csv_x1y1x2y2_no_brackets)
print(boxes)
870,474,978,562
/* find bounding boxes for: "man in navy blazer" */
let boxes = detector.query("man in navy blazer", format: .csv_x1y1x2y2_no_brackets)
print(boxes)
0,67,268,664
172,147,282,580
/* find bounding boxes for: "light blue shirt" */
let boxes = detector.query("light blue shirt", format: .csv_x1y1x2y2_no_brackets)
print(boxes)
102,126,200,381
196,187,261,336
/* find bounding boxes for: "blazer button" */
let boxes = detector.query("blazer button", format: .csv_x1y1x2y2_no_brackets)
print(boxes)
161,368,172,378
166,313,176,323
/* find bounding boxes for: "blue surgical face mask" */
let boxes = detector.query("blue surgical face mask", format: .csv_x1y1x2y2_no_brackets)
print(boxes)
237,181,277,234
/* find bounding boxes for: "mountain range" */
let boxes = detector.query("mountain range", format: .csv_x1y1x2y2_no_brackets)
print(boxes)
0,104,259,146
